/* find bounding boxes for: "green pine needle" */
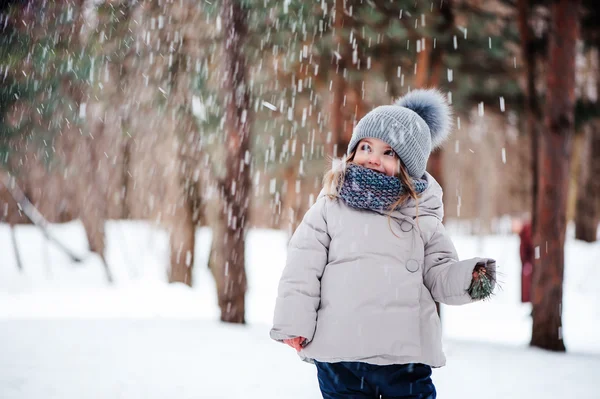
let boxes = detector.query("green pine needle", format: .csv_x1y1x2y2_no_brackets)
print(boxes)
467,269,494,300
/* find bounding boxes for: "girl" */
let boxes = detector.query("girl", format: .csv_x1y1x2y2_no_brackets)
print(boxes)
270,89,496,399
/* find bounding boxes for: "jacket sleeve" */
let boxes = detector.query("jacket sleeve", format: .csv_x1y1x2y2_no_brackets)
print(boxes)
270,196,330,344
422,220,496,305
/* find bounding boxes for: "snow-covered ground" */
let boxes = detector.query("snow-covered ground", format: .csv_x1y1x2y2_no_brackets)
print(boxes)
1,221,599,398
1,320,599,399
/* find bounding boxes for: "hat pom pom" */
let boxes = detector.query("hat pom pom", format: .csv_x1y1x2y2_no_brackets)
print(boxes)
394,89,453,149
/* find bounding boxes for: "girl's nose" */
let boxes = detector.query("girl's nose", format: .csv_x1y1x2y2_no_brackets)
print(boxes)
368,155,381,166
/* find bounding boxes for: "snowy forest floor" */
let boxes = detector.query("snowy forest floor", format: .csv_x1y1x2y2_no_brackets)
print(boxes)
1,320,599,399
1,221,599,398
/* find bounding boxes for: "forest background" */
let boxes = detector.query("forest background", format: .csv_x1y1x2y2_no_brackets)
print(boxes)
1,0,599,353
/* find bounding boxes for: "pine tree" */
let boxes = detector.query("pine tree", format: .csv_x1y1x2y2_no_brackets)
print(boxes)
574,0,600,242
0,1,114,283
530,0,579,352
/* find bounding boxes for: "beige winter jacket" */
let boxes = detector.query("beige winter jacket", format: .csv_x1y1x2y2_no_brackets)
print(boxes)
270,172,496,367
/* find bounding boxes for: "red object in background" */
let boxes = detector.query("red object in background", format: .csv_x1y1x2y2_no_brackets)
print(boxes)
519,222,534,303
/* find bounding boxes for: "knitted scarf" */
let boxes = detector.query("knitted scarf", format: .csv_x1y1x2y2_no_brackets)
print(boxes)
338,163,428,212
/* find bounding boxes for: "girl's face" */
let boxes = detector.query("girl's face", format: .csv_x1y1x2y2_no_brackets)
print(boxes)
353,138,400,177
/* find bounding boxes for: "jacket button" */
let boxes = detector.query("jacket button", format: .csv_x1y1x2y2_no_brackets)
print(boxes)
400,220,413,232
406,259,420,273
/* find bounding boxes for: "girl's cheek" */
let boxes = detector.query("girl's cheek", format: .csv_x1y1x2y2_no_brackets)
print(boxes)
385,160,398,176
386,166,396,176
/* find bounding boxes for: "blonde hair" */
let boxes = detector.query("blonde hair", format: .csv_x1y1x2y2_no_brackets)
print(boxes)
322,149,420,215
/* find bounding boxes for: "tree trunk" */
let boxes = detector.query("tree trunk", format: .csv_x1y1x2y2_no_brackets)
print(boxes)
280,165,302,235
531,0,579,352
422,40,445,194
328,0,346,159
70,1,113,283
80,104,112,283
169,197,195,286
517,0,543,236
575,121,600,242
383,40,400,100
427,150,444,195
211,0,251,324
121,138,132,220
80,135,113,283
415,39,431,89
10,224,23,271
422,39,445,208
422,0,452,204
343,80,366,153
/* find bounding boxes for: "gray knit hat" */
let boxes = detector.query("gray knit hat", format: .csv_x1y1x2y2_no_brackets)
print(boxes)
347,89,453,178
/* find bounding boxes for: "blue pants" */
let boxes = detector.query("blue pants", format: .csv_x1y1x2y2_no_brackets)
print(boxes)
314,361,436,399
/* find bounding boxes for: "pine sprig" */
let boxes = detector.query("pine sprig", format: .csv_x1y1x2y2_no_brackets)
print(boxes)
467,266,496,300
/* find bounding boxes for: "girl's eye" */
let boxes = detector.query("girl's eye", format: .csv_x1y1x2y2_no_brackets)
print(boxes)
359,143,371,152
384,150,396,157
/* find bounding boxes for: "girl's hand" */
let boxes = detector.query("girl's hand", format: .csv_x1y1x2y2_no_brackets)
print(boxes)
468,262,495,300
472,265,487,280
283,337,306,351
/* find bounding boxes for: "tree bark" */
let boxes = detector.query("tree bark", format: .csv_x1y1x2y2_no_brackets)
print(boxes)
71,1,113,283
422,40,445,194
280,165,301,235
531,0,579,352
517,0,543,236
383,40,400,99
415,39,431,89
10,225,23,271
422,0,453,203
343,80,366,153
80,135,113,283
328,0,346,159
121,138,132,220
575,121,600,242
169,195,195,286
211,0,251,323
